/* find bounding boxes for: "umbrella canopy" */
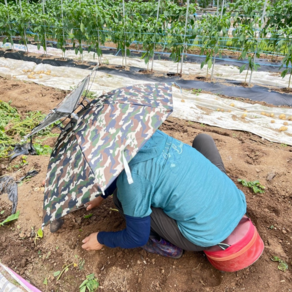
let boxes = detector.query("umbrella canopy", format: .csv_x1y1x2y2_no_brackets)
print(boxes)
25,75,90,139
43,83,173,225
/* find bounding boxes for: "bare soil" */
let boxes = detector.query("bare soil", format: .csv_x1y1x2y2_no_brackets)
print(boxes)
0,77,292,292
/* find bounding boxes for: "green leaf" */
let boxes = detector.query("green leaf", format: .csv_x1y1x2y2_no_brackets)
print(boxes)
37,228,43,238
0,211,20,226
79,279,87,288
0,211,4,215
87,274,95,280
254,64,260,71
271,256,281,262
80,286,86,292
281,70,288,78
239,64,246,73
278,261,288,272
43,278,48,285
34,144,52,156
80,22,85,33
53,271,61,277
84,213,93,219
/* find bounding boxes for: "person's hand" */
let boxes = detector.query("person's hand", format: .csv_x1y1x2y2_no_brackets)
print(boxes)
85,196,104,211
82,232,104,251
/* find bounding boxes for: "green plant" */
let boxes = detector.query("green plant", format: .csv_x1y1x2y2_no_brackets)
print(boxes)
0,101,55,159
79,274,99,292
237,179,265,194
79,259,85,270
271,256,288,272
192,88,202,95
84,213,93,219
279,28,292,89
34,144,52,156
0,210,20,226
34,228,44,245
54,262,77,281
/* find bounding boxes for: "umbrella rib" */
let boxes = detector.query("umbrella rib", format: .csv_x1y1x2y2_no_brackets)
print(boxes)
75,142,103,194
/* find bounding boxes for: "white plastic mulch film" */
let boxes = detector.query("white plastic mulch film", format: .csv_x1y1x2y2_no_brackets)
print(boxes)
1,42,291,89
0,263,41,292
0,57,291,146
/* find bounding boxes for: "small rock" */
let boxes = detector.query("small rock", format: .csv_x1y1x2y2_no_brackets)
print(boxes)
139,249,147,257
255,169,260,173
282,229,287,234
75,217,82,224
116,251,123,258
266,172,276,181
19,232,25,238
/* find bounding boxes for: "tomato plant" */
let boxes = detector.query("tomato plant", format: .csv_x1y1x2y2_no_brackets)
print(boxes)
0,0,291,81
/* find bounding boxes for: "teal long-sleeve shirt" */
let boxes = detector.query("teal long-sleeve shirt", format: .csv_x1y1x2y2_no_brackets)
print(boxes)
102,130,246,248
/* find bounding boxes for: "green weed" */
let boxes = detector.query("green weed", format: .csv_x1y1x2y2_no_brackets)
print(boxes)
0,211,20,226
192,88,202,96
0,101,56,159
271,256,289,272
79,274,99,292
237,179,265,194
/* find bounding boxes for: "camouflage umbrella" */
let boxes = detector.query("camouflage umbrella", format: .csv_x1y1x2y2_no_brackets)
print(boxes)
43,83,173,226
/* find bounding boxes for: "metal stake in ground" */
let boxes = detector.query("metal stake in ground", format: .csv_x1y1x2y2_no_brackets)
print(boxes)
61,0,66,59
42,0,47,57
4,0,14,50
122,0,127,67
19,0,28,53
150,0,161,72
180,0,190,75
94,0,102,65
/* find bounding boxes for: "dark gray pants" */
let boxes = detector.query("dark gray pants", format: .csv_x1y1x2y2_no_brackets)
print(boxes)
113,133,226,252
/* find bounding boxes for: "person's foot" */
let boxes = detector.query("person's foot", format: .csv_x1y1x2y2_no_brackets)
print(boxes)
50,218,64,233
142,236,183,259
85,196,104,211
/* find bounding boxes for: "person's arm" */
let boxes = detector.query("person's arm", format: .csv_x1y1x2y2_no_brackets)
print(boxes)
97,214,150,248
82,172,153,250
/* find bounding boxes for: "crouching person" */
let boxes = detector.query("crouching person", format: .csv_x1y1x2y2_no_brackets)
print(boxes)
82,131,264,272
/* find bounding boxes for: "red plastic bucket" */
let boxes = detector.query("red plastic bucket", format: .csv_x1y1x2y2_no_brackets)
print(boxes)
204,217,264,272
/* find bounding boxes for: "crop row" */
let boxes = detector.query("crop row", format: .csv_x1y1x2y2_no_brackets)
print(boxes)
0,0,292,87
